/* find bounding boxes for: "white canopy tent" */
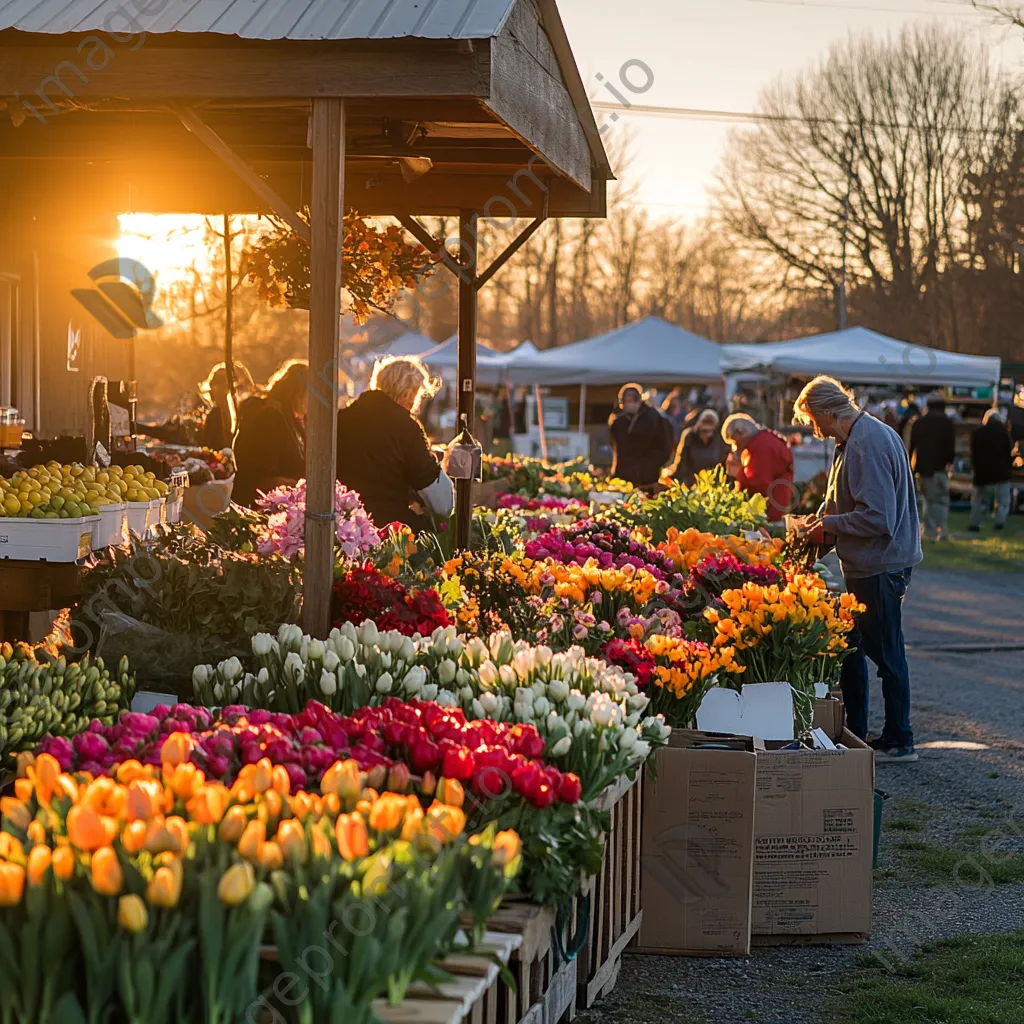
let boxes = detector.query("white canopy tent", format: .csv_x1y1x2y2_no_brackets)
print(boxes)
501,316,724,386
720,328,1002,390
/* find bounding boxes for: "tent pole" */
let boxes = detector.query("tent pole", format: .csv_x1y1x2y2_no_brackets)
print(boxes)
578,382,587,434
534,384,549,462
455,211,479,552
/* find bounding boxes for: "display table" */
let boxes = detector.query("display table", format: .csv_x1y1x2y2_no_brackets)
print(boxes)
0,559,81,641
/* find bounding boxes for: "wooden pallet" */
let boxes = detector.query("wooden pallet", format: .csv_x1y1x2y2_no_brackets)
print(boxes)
575,772,644,1010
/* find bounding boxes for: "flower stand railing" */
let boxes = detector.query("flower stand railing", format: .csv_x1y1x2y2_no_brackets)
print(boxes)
575,773,644,1010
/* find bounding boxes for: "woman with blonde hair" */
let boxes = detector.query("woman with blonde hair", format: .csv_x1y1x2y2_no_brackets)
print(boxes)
198,361,256,450
336,355,454,531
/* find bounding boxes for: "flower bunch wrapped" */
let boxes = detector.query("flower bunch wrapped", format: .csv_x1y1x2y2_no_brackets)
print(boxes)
698,574,865,729
255,479,381,560
658,526,784,573
333,566,450,637
1,750,516,1024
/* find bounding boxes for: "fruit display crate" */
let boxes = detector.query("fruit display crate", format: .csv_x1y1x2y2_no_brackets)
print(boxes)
126,498,164,537
94,503,128,549
0,516,100,562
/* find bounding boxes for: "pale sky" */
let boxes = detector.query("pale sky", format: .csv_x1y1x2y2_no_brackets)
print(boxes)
557,0,1024,220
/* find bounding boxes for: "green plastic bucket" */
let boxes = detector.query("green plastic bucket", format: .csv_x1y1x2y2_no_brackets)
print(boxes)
873,790,888,869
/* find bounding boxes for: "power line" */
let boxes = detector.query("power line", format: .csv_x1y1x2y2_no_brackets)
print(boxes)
744,0,982,14
590,100,1016,136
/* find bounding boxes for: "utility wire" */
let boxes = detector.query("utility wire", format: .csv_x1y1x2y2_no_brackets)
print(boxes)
590,101,1016,136
744,0,982,13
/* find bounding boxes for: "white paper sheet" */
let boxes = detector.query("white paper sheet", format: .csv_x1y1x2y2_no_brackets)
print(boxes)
696,682,796,740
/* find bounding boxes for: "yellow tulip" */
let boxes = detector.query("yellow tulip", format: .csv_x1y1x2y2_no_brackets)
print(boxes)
117,894,148,933
217,861,256,906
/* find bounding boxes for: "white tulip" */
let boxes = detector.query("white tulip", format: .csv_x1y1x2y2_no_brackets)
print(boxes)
619,730,638,751
212,682,224,702
535,645,553,667
467,637,488,665
455,668,472,687
340,621,358,643
634,740,651,759
513,650,535,680
222,657,243,682
567,691,587,713
323,650,341,673
403,665,427,694
421,683,438,702
284,652,304,682
547,678,569,704
400,637,416,663
320,669,338,697
376,672,393,695
337,637,356,664
534,696,551,718
573,719,592,738
627,693,650,713
478,661,498,688
590,701,618,728
625,712,641,728
252,634,274,657
359,620,379,647
355,663,367,679
498,665,516,687
480,691,500,715
257,667,270,685
436,689,458,707
460,685,475,703
448,637,465,659
192,664,210,687
308,639,325,662
551,736,572,758
472,698,486,719
299,638,310,662
438,659,457,685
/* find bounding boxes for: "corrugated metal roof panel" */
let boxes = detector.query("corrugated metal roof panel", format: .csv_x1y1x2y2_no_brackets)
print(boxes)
0,0,517,40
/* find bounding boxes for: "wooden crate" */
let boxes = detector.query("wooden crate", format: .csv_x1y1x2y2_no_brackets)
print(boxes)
576,772,644,1010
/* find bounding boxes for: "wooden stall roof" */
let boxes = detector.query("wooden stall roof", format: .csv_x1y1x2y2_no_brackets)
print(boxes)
0,0,612,219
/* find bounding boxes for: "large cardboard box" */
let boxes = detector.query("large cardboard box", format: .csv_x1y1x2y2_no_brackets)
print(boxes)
752,729,874,943
636,732,759,956
811,696,845,739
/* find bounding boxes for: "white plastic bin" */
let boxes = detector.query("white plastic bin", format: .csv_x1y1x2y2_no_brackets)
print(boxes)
0,516,100,562
126,499,163,537
94,503,128,548
166,470,188,524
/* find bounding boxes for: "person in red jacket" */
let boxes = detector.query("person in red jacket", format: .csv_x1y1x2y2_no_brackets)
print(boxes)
721,413,795,521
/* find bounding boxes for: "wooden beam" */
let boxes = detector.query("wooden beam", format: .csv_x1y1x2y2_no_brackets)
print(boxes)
0,42,490,100
302,98,345,639
172,105,310,242
455,211,478,553
475,202,549,290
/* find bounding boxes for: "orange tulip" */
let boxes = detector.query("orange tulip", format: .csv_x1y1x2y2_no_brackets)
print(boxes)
335,814,369,862
121,820,148,855
26,845,52,887
310,826,333,861
0,797,31,832
90,846,123,896
435,779,465,810
322,793,341,817
51,844,75,881
217,862,255,906
420,769,437,796
126,780,164,822
26,821,46,846
188,783,231,825
165,763,202,801
56,773,80,805
491,830,522,870
270,765,291,797
321,760,362,803
159,732,195,767
251,759,273,795
259,790,283,824
15,751,35,777
257,841,284,871
218,806,248,844
66,805,115,851
115,760,148,785
0,862,25,906
14,779,32,802
237,820,266,863
32,753,61,807
400,805,425,843
290,792,316,822
147,860,182,908
425,804,466,844
142,819,180,856
276,820,307,864
165,816,190,852
367,794,406,833
81,778,126,819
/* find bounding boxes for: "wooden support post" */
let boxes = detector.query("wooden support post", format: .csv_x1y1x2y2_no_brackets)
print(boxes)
455,211,478,552
303,98,345,639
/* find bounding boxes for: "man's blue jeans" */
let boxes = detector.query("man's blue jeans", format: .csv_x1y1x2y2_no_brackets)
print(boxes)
839,568,914,749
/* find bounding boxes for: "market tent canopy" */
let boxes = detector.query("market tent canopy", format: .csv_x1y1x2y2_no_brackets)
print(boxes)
720,328,1002,388
369,332,440,360
502,317,724,385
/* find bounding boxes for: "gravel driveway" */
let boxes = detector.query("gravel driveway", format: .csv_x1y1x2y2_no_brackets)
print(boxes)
577,568,1024,1024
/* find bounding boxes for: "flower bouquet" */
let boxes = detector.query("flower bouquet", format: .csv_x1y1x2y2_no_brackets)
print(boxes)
333,567,450,637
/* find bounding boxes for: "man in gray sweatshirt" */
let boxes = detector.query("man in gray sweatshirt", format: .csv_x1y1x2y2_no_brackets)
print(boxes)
792,375,923,762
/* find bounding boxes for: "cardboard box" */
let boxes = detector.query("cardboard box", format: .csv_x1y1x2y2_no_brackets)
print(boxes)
811,697,845,740
752,729,874,943
636,731,759,956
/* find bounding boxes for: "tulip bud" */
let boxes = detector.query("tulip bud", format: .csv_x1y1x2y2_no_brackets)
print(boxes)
90,846,123,897
375,672,393,695
335,813,370,862
387,763,410,793
403,665,426,694
222,657,243,682
117,893,148,933
320,669,338,697
471,698,485,719
257,667,270,685
26,845,52,887
217,861,256,906
308,639,325,662
321,760,362,803
248,881,274,914
0,863,25,907
547,679,570,704
322,650,341,673
477,661,498,687
358,621,379,647
252,634,274,657
550,736,572,758
438,659,457,685
399,637,416,663
218,806,248,844
192,664,210,688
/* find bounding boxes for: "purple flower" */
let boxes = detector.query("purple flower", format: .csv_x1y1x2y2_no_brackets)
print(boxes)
73,732,110,761
41,735,75,770
120,712,160,737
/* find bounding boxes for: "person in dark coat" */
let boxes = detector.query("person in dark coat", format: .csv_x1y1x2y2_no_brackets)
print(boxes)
198,361,255,450
608,384,675,490
908,394,956,541
969,410,1015,532
670,408,729,486
231,360,308,508
336,356,454,532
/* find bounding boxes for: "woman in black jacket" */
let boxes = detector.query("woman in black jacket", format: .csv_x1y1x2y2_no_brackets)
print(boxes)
231,360,308,508
969,410,1015,532
198,361,255,450
608,384,675,490
669,408,729,486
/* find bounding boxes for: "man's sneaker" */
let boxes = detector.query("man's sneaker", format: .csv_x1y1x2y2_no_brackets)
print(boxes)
874,746,919,763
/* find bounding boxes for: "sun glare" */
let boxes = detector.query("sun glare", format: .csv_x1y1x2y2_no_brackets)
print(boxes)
117,214,214,287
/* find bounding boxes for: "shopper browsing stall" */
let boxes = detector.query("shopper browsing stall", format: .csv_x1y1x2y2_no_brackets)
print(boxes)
909,393,956,541
969,410,1015,533
792,375,922,763
721,412,795,522
198,361,256,450
231,359,308,507
609,384,675,491
670,409,729,487
336,355,454,532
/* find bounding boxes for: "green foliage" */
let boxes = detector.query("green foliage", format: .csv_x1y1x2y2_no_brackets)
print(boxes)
608,467,768,542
